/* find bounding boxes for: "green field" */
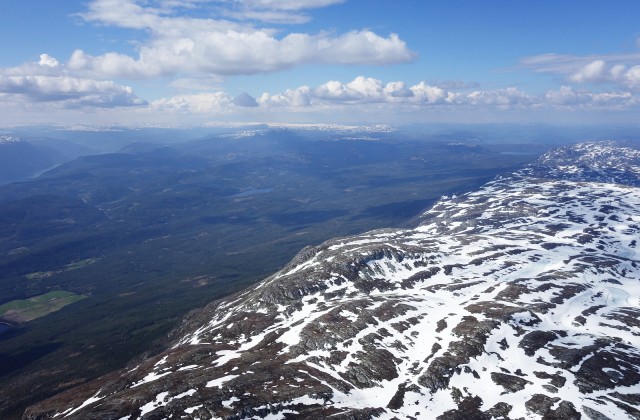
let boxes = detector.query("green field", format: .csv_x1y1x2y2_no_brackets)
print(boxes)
0,291,86,323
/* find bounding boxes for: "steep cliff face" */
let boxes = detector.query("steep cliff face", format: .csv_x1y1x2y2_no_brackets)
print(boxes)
26,142,640,419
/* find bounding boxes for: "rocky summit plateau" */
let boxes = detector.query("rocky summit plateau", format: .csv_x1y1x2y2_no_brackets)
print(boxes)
26,142,640,419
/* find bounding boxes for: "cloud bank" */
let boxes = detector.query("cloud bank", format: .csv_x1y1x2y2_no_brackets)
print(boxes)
0,0,413,112
521,52,640,91
70,0,414,79
1,51,636,118
0,55,146,108
148,76,637,115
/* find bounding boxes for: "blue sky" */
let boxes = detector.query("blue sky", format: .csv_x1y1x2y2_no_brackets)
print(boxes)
1,0,640,126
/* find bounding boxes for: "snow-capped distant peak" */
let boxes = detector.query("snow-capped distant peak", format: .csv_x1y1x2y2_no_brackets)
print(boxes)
0,135,22,144
264,123,397,133
203,121,397,133
219,130,263,140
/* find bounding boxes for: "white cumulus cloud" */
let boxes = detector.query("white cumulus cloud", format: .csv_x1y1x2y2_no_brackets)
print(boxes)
256,77,534,109
38,54,60,68
465,87,531,107
151,92,233,113
250,76,638,114
545,86,637,108
71,0,414,79
521,52,640,90
0,75,146,108
258,86,312,107
569,60,607,83
0,55,146,108
410,82,452,104
314,77,386,102
568,60,640,90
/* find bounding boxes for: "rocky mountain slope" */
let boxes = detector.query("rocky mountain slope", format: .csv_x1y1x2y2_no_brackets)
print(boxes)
26,142,640,419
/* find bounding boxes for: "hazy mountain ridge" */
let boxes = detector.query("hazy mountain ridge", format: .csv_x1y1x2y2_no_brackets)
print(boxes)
26,142,640,419
0,136,98,185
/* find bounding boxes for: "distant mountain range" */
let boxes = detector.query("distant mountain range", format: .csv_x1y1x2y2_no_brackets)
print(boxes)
0,124,396,185
0,137,95,185
26,142,640,419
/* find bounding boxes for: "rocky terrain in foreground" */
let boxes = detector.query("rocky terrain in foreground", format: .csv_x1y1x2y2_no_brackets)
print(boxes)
26,142,640,419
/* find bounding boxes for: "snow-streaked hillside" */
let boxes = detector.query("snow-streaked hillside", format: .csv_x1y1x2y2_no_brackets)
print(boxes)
27,142,640,419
